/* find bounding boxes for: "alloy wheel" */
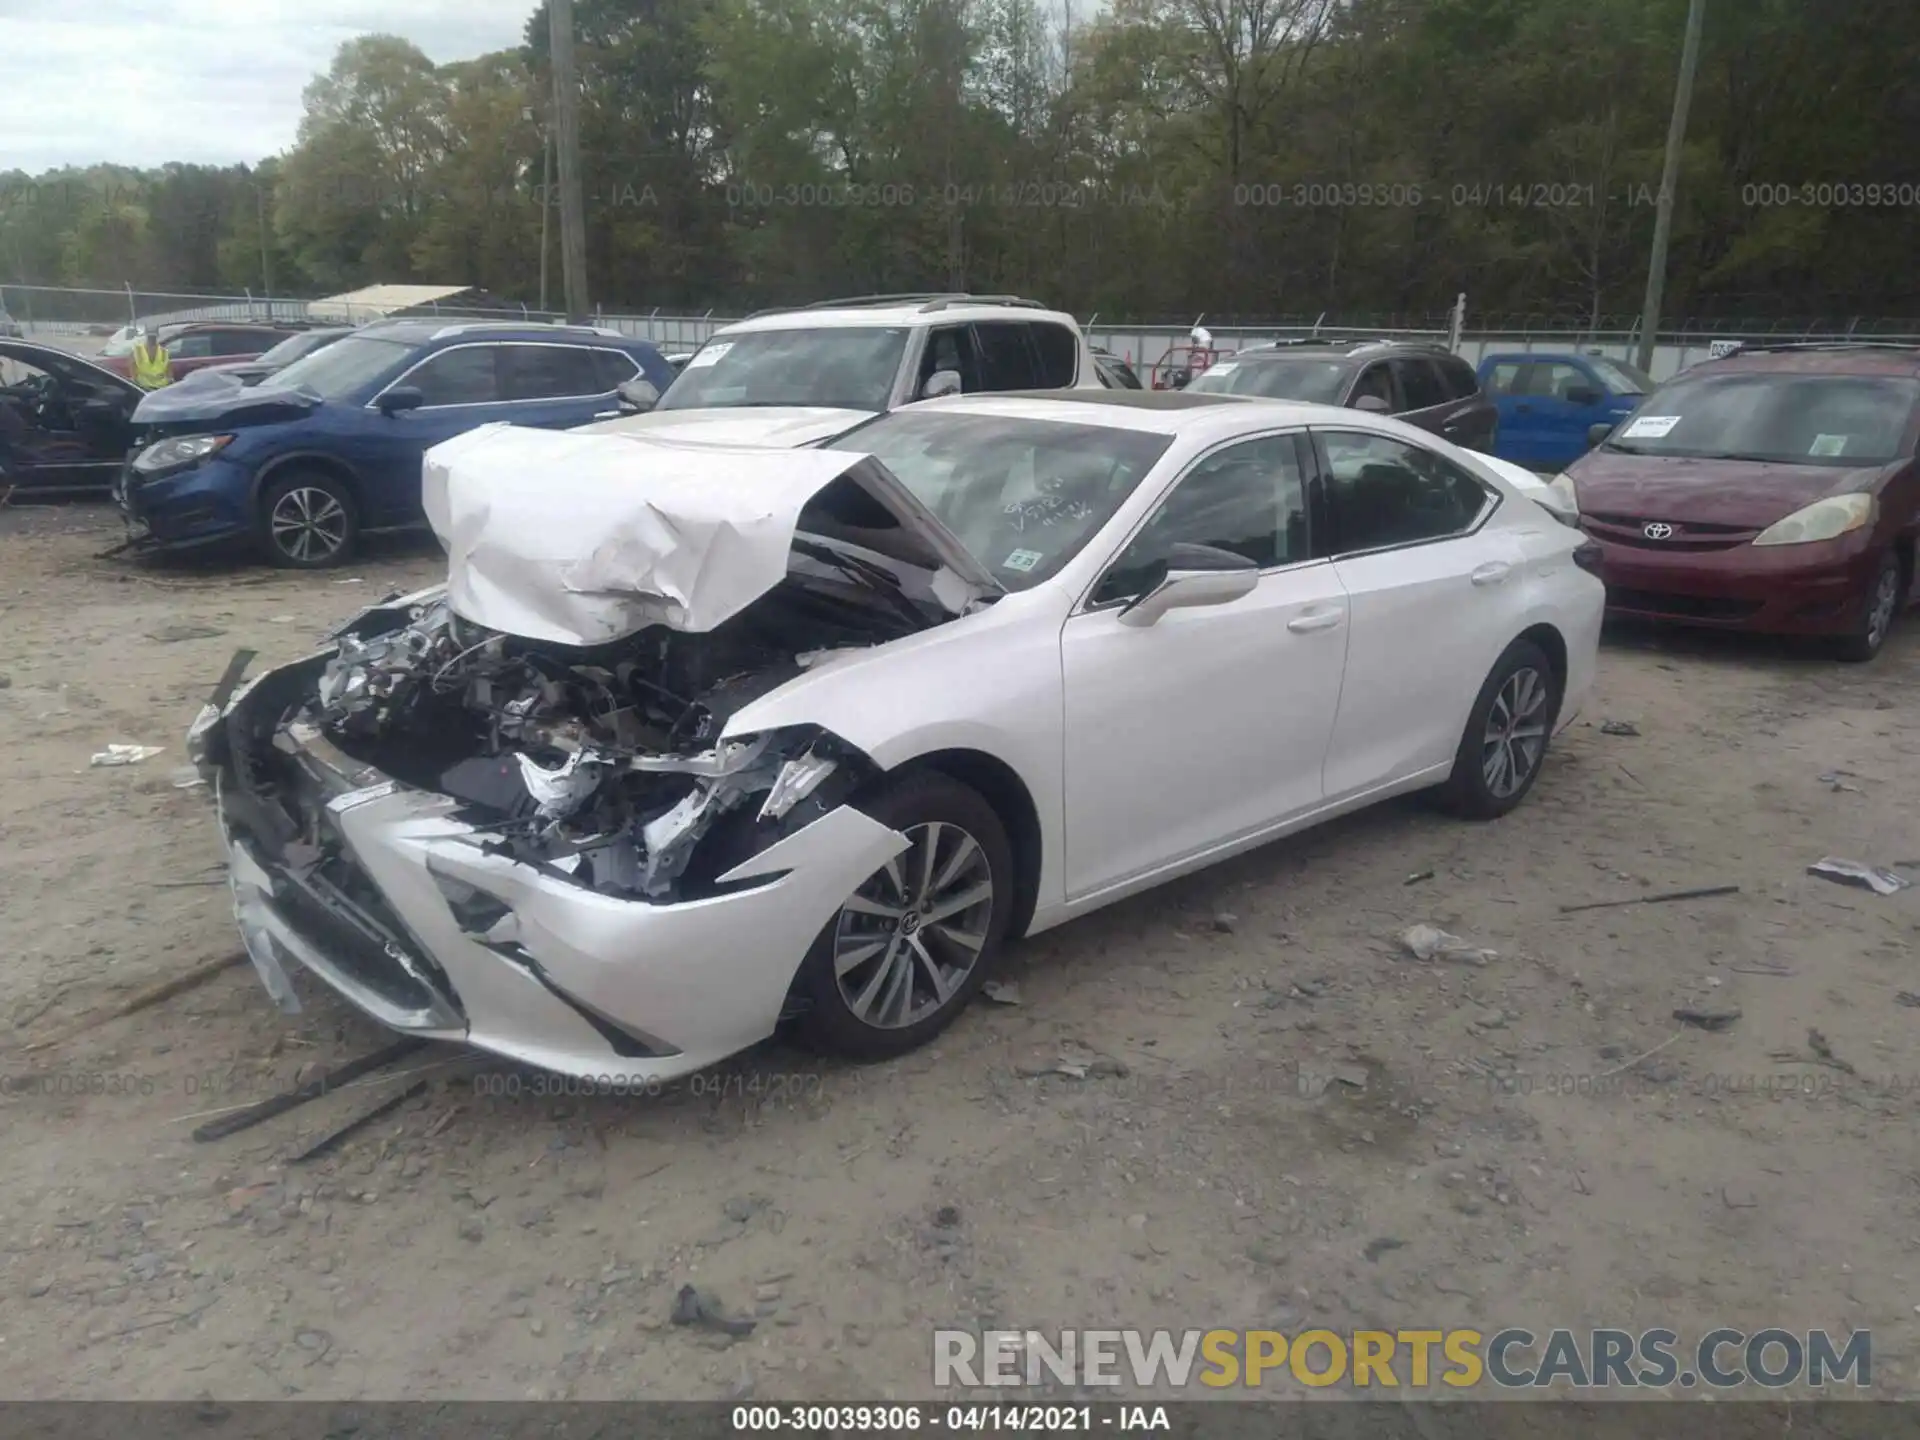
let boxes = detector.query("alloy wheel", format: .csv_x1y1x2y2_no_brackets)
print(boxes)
831,820,994,1030
270,485,348,563
1865,560,1900,651
1481,666,1550,799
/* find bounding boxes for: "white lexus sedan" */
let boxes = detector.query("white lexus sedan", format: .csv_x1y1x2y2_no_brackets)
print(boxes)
188,391,1604,1081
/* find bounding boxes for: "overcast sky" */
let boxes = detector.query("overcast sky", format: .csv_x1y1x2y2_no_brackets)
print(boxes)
0,0,535,173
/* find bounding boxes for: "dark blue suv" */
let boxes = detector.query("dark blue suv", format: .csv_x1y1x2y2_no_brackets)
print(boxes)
116,320,674,567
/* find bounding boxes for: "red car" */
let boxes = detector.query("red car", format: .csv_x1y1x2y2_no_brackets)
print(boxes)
96,322,303,385
1553,343,1920,661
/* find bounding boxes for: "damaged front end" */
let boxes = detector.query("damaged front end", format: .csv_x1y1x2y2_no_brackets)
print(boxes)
188,427,995,1078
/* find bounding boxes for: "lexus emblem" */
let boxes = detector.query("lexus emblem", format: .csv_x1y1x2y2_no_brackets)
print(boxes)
1643,522,1675,540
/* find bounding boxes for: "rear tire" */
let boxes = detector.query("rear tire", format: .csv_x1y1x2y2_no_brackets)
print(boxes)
794,771,1014,1061
1830,550,1901,663
258,470,358,568
1436,639,1562,820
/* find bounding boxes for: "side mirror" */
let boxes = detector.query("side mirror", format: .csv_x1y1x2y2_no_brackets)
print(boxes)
1586,421,1615,449
1117,543,1259,628
1351,394,1392,414
919,369,963,401
617,378,660,413
1565,386,1601,407
376,386,424,415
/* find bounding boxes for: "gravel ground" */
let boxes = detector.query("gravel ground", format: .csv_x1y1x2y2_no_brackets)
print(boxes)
2,500,1918,1402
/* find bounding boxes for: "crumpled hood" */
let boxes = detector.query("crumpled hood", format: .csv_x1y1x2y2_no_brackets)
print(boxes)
132,375,320,426
421,423,999,646
573,405,870,447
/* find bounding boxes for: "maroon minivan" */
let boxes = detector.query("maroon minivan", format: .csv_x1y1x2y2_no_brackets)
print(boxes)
1560,343,1920,661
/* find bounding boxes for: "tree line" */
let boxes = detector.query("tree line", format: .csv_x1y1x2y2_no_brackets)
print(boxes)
3,0,1918,323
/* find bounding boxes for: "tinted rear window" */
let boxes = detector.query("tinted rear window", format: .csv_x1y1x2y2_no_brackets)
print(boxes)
1187,356,1350,404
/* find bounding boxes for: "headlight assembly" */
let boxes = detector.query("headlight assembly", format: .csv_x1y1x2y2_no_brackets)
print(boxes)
133,433,234,474
1752,492,1874,546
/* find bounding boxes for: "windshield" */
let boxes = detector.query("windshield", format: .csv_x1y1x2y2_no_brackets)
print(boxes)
1187,356,1350,404
256,330,339,367
1586,356,1653,395
659,326,909,412
1607,373,1920,465
263,334,412,400
824,410,1172,590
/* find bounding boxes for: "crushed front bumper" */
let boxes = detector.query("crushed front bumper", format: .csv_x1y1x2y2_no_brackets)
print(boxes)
207,671,909,1083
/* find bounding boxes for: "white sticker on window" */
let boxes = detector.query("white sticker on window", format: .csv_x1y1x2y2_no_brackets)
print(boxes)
1622,414,1681,439
1809,433,1849,457
685,342,732,369
1002,549,1045,572
1203,361,1238,375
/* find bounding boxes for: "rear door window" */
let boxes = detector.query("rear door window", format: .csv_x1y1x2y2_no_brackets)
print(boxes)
1315,430,1494,554
498,344,608,401
1029,324,1080,388
1438,354,1480,398
593,348,641,390
1350,362,1396,409
971,322,1041,391
407,345,501,406
212,330,268,356
166,332,214,359
1392,357,1448,411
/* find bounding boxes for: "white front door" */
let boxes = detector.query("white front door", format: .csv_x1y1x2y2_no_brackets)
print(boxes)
1310,428,1531,798
1059,433,1351,900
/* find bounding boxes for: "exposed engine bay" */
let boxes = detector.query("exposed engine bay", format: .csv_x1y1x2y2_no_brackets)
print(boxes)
271,573,937,902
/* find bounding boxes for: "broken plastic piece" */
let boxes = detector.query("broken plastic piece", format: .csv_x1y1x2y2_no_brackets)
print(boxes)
1808,857,1911,896
90,743,164,767
1398,924,1495,966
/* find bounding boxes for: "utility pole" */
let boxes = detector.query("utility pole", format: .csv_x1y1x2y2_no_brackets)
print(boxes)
538,119,553,314
256,179,272,300
1635,0,1706,373
549,0,590,323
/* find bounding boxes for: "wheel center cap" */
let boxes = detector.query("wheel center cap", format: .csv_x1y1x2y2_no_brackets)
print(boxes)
899,911,923,936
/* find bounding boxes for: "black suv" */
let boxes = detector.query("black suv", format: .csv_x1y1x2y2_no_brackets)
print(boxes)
1185,338,1498,452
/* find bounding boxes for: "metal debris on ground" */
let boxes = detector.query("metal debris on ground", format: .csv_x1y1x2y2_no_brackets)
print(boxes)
981,981,1022,1006
1558,883,1740,914
1398,924,1495,966
1807,1028,1856,1074
89,744,164,767
670,1284,756,1337
1016,1055,1129,1080
1673,1005,1741,1033
191,1038,428,1142
1895,992,1920,1009
1818,770,1863,793
1404,869,1436,886
290,1079,429,1164
168,766,206,790
1807,857,1912,895
146,624,227,644
1600,720,1640,736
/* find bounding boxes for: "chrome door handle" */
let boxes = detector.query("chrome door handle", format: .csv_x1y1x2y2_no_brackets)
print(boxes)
1287,608,1344,633
592,409,621,418
1471,561,1515,586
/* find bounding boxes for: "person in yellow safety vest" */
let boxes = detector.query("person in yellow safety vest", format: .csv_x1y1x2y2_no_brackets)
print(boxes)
129,327,172,389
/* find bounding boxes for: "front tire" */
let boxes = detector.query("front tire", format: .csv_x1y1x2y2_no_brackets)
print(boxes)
795,771,1014,1061
1437,639,1561,820
258,470,358,568
1831,550,1901,663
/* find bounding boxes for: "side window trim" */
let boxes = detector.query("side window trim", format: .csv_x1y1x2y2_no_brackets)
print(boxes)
369,341,625,411
1304,426,1501,562
1074,429,1322,616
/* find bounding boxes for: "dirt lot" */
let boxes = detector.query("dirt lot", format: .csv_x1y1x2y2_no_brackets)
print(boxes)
1,500,1918,1403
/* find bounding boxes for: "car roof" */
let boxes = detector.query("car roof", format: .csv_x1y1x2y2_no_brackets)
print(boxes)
893,388,1339,436
1233,338,1455,361
1692,343,1920,378
352,318,648,347
715,294,1083,336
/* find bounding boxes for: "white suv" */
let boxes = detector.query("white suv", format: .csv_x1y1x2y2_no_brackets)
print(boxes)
585,293,1104,445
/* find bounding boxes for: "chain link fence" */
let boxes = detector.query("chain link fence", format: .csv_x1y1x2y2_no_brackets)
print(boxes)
6,283,1918,381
